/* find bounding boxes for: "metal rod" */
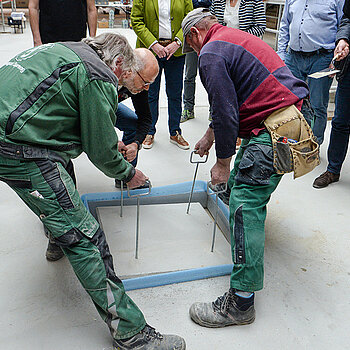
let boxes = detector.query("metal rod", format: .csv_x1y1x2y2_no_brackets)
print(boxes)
120,180,123,217
211,193,219,252
186,163,199,214
187,151,208,214
135,196,140,259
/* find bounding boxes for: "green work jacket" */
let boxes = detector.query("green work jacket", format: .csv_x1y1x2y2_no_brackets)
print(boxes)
0,42,133,181
131,0,193,56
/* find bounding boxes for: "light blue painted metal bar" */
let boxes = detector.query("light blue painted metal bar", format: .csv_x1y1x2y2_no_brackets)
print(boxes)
81,181,232,290
123,264,233,291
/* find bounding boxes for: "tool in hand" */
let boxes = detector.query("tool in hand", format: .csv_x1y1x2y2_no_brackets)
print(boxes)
207,181,228,252
308,54,340,79
120,180,124,217
127,179,152,259
187,150,209,214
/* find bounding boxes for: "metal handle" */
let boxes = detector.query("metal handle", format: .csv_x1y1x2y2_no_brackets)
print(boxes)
207,181,228,195
187,151,208,215
127,179,152,198
190,150,209,164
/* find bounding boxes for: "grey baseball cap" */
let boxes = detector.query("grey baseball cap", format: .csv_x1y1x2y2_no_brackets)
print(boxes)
181,8,212,54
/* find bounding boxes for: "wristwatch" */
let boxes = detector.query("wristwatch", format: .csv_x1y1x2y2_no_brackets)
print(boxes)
134,140,142,150
174,37,182,47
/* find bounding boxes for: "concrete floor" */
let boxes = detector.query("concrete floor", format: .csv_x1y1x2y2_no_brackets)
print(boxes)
0,27,350,350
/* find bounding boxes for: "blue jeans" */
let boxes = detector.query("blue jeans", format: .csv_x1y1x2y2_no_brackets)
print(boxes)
115,102,138,166
148,55,185,136
183,51,198,111
327,68,350,174
285,49,333,144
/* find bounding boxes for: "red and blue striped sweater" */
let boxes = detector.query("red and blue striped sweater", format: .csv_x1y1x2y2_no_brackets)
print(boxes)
198,23,309,159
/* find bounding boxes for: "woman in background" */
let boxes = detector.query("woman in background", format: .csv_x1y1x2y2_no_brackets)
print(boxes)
210,0,266,37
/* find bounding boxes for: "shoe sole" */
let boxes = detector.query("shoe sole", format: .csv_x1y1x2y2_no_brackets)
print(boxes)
313,178,339,189
180,116,195,123
170,139,190,150
142,143,153,149
190,313,255,328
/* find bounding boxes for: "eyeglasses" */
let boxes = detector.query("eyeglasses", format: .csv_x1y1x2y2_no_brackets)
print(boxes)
136,70,152,86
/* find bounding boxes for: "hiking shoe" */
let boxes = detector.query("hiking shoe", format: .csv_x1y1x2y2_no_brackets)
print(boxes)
170,132,190,150
113,325,186,350
143,135,154,149
180,109,195,123
46,240,64,261
189,288,255,328
313,171,340,189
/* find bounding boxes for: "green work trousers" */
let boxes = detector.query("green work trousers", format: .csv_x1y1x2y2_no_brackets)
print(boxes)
0,154,146,340
228,132,283,292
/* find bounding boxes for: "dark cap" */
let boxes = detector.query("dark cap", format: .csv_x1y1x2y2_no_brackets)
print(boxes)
181,8,212,54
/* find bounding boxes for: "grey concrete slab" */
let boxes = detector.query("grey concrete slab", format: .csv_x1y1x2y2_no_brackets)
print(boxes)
0,27,349,350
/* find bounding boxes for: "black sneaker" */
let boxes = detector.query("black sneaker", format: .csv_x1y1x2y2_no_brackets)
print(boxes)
189,288,255,328
115,179,150,190
113,325,186,350
46,240,64,261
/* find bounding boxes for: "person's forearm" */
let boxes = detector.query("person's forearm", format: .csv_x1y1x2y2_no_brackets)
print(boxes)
28,6,42,46
87,6,97,37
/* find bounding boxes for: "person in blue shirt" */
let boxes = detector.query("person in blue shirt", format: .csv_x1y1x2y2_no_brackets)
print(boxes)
277,0,345,145
313,0,350,188
181,0,212,123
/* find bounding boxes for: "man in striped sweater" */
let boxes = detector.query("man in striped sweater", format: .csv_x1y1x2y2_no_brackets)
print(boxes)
181,8,311,328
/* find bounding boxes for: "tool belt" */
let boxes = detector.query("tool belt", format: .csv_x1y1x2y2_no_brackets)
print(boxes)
263,105,320,178
0,140,67,166
158,39,172,47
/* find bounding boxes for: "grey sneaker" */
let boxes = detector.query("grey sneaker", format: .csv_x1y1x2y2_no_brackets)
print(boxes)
189,288,255,328
180,109,195,123
113,325,186,350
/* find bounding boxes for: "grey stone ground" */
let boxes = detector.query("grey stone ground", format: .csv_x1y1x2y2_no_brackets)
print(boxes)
0,27,349,350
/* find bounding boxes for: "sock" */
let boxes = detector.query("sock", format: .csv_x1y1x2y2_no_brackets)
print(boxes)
232,289,255,311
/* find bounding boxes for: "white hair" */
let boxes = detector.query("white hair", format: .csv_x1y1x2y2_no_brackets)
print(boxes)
83,32,142,72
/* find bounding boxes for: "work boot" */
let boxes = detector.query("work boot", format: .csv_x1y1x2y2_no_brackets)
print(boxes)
113,325,186,350
313,170,340,189
46,239,64,261
189,288,255,328
143,135,154,149
170,131,190,150
180,109,195,123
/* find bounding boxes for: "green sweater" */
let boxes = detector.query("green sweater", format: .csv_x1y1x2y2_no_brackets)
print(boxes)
0,42,133,180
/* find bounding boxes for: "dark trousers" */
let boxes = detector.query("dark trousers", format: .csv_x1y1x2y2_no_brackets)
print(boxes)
327,69,350,174
148,55,185,136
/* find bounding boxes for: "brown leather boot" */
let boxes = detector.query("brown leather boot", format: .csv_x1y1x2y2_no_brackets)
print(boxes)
313,171,340,189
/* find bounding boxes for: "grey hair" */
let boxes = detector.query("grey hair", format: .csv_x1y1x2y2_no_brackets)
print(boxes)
83,32,142,72
187,15,218,39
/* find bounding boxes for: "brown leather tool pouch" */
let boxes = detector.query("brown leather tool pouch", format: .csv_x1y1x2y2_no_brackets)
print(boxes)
264,105,320,178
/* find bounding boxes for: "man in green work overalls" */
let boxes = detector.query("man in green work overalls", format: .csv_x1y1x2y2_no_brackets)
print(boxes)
0,33,186,350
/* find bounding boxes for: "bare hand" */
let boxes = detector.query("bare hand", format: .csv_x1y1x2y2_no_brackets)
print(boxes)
124,142,138,162
334,39,349,61
118,141,127,158
210,160,231,185
195,128,215,157
127,169,148,189
151,43,167,59
164,42,180,60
